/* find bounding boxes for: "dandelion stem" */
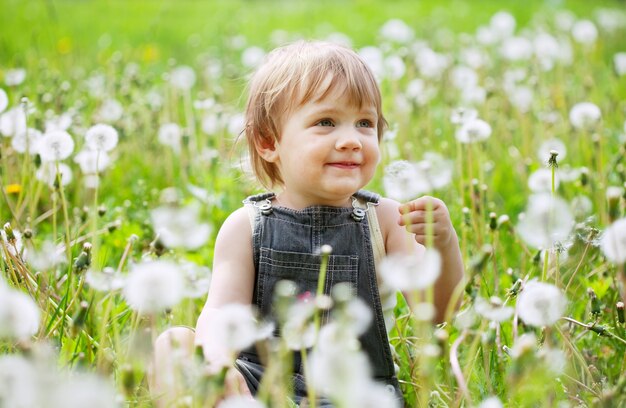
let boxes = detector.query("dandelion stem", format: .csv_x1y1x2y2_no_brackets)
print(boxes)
561,317,626,345
450,329,471,403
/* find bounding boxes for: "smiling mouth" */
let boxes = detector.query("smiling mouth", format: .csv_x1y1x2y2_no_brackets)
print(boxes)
327,162,360,169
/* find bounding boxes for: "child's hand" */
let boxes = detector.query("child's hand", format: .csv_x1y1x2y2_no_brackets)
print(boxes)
398,196,455,248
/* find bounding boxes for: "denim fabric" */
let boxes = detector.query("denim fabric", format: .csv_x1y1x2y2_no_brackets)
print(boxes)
236,190,402,405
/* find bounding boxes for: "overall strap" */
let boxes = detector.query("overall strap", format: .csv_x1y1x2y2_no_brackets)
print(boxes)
352,190,385,268
243,192,276,231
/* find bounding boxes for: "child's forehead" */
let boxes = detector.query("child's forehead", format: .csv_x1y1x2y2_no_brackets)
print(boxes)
294,74,378,112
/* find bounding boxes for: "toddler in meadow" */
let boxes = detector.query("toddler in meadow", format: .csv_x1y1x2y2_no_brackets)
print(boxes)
154,40,464,406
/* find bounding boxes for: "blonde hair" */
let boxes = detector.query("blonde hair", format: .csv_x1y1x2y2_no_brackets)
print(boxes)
244,40,387,188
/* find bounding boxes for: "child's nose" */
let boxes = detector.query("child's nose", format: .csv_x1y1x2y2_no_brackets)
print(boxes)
335,129,362,150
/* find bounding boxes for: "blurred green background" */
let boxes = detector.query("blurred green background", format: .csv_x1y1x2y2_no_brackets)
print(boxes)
2,0,623,69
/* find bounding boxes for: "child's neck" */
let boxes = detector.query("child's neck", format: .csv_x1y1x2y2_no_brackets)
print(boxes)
274,190,354,210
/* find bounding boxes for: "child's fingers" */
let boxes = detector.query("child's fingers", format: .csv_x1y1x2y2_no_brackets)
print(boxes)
398,196,444,214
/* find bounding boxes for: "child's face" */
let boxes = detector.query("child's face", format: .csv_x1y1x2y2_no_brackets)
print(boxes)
262,84,381,207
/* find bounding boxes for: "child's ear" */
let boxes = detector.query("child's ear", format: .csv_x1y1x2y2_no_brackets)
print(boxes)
256,137,279,163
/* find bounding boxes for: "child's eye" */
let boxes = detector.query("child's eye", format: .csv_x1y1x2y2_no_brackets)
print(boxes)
356,119,374,128
317,119,335,127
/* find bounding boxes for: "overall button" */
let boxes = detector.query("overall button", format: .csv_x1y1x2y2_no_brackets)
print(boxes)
258,202,273,215
351,207,365,221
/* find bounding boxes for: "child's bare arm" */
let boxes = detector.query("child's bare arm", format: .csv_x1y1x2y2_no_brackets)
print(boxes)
378,197,465,323
195,207,256,367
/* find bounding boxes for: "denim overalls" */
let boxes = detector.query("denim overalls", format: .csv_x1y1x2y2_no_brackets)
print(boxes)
235,190,402,406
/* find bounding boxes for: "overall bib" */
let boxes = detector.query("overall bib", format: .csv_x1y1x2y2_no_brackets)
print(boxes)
235,190,402,406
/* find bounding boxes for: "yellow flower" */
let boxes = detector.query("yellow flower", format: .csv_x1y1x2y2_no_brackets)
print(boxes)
5,184,22,194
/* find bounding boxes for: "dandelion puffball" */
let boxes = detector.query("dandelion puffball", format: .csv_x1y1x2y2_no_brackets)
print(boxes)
169,65,196,91
0,88,7,113
85,124,118,152
123,260,185,314
569,102,601,129
38,130,75,162
379,19,414,43
600,218,626,264
379,249,441,292
516,281,566,327
516,193,574,249
455,118,492,143
0,286,40,341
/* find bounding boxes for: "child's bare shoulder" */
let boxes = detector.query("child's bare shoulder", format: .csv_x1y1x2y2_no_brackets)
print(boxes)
216,206,253,239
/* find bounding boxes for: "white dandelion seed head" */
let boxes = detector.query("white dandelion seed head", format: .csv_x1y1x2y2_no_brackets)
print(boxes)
500,36,533,61
347,381,401,408
309,344,372,402
450,107,478,126
476,25,497,46
455,118,492,144
555,10,576,31
123,260,185,314
539,347,567,375
418,152,453,191
38,130,75,162
12,128,43,155
212,304,266,356
1,228,24,261
510,332,537,358
85,124,118,152
357,47,383,80
382,160,422,202
570,194,594,220
4,68,26,86
379,19,414,43
571,20,598,45
325,32,353,48
151,204,211,250
569,102,601,129
490,11,516,39
614,52,626,76
334,296,373,337
414,47,450,79
97,99,123,123
450,66,478,90
517,281,567,327
0,354,39,406
479,396,504,408
507,86,533,113
74,149,112,174
47,374,119,408
516,193,574,249
383,55,406,80
600,218,626,264
528,168,560,193
169,65,196,91
0,106,27,137
537,138,567,163
379,249,441,292
217,396,266,408
0,286,40,341
86,267,126,292
26,240,66,271
44,112,73,133
179,260,211,298
533,32,561,62
475,296,514,322
36,162,73,188
201,112,222,135
0,88,8,113
283,300,317,350
241,46,266,69
460,47,487,69
227,113,245,137
405,78,435,106
158,122,183,153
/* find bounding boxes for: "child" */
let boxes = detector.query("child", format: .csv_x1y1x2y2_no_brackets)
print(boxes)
153,40,464,406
